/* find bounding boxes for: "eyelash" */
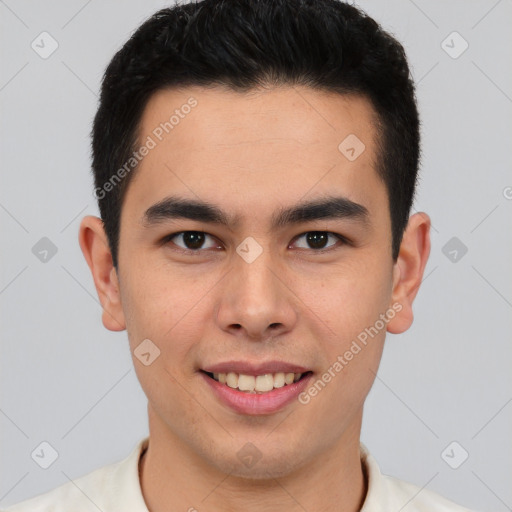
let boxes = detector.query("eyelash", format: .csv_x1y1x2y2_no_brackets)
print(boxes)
161,230,350,255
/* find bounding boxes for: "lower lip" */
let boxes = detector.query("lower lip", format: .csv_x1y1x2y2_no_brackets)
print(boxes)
200,371,314,415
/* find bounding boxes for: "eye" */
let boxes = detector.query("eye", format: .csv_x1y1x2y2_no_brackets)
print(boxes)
163,230,347,254
291,231,345,251
165,231,220,251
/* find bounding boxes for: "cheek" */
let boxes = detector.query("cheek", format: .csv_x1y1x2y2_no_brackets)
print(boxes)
120,264,213,367
318,260,392,398
121,271,199,411
296,258,393,338
292,259,392,403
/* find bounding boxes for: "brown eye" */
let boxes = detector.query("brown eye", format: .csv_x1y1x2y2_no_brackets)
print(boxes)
182,231,205,249
306,232,328,249
292,231,343,250
168,231,218,251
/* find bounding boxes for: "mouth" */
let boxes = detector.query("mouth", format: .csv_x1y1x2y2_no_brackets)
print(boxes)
200,370,313,394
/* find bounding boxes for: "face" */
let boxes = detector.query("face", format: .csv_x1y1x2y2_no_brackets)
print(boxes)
81,85,427,479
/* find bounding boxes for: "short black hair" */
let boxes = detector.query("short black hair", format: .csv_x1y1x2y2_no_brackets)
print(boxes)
91,0,420,268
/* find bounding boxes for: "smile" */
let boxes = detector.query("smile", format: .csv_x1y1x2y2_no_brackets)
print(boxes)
200,369,314,415
203,371,311,394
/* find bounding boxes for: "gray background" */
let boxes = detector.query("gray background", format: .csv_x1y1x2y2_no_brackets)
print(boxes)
1,0,511,510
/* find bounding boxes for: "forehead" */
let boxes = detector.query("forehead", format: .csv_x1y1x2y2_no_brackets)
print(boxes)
123,85,384,221
141,84,378,153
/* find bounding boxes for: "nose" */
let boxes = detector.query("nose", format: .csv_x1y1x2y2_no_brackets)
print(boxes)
214,250,298,341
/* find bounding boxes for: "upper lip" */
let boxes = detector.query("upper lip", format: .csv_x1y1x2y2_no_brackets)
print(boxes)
202,360,311,375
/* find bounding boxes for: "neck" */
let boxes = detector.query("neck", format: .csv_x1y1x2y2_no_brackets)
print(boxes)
140,408,367,512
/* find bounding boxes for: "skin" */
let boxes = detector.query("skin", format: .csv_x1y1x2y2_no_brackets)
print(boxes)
79,85,430,512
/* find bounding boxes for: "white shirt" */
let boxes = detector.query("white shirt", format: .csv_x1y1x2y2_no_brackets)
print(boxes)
3,438,474,511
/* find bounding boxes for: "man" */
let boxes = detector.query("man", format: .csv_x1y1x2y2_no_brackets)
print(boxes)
5,0,475,510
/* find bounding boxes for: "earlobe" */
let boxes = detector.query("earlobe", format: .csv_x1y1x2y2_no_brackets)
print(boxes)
386,212,431,334
78,215,126,332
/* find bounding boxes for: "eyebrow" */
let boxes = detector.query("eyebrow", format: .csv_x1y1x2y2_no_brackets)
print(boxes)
142,195,370,230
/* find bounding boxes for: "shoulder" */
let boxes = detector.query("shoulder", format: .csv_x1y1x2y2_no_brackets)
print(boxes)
379,473,475,512
3,464,115,512
360,444,476,512
3,438,149,512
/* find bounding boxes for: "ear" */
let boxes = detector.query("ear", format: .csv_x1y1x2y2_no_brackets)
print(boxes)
78,215,126,332
386,212,431,334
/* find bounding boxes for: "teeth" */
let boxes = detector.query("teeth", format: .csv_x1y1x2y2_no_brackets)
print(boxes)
273,372,285,388
255,374,274,392
226,372,238,389
210,371,305,393
238,374,255,391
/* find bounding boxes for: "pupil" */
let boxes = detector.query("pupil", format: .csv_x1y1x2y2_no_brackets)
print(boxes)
184,231,205,249
307,232,328,249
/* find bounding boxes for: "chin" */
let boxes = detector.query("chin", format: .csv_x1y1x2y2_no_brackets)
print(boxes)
207,441,313,481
